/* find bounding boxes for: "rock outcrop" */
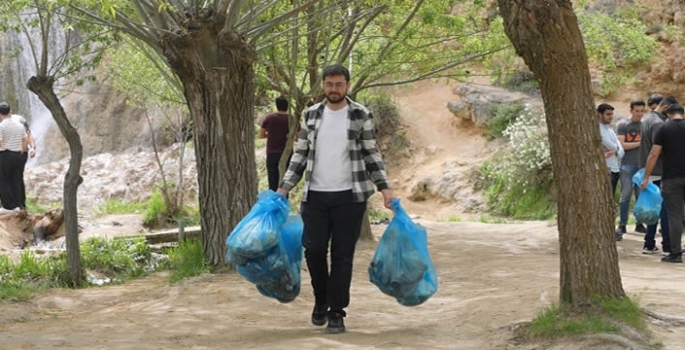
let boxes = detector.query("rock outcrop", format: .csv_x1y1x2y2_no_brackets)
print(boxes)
447,83,540,126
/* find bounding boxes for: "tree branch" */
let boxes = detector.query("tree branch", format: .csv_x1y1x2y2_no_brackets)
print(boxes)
353,47,508,93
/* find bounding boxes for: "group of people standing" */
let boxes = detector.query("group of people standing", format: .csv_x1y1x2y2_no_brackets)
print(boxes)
599,94,684,263
0,102,35,214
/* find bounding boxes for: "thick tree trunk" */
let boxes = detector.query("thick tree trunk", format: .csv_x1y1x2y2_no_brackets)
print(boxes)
27,75,83,286
162,23,258,266
497,0,625,309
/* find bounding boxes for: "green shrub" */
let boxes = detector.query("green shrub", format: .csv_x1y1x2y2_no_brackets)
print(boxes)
480,105,555,220
486,102,525,140
165,239,209,283
143,189,167,227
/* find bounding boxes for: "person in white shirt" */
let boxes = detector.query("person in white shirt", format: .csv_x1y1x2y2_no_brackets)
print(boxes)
0,102,28,213
598,103,624,197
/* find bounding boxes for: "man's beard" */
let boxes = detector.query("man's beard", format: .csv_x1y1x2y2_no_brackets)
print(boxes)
326,92,346,104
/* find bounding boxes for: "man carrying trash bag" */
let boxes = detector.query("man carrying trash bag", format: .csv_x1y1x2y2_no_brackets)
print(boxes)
641,103,685,263
277,64,395,334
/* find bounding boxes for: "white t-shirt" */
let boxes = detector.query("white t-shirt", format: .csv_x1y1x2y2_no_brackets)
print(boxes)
309,105,353,191
0,118,26,152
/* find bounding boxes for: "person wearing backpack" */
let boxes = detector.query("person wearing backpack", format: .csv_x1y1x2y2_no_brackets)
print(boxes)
277,64,395,334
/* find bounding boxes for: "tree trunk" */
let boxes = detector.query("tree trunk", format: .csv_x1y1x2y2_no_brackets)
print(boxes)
497,0,625,309
162,24,258,266
27,75,83,286
359,211,374,241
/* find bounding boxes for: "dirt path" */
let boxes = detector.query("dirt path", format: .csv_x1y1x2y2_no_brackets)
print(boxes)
0,222,683,350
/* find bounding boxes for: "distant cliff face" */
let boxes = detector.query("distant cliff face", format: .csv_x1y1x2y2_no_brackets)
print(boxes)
35,79,168,165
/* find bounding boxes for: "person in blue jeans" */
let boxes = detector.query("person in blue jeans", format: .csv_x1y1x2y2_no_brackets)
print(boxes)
615,100,647,241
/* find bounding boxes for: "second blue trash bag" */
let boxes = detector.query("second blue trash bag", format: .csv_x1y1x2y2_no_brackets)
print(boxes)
369,198,438,306
226,190,290,265
632,169,663,225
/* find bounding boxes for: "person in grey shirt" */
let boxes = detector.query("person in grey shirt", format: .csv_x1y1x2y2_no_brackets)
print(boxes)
615,100,647,241
638,95,677,254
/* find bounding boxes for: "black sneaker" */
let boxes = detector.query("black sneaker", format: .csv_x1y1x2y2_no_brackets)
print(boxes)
311,304,328,326
635,224,646,233
326,311,346,334
615,233,623,241
615,225,627,235
661,253,683,263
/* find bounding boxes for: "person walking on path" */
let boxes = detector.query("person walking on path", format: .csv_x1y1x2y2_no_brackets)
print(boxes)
277,64,395,334
0,102,28,213
259,96,291,191
641,103,685,263
638,96,677,254
615,100,647,241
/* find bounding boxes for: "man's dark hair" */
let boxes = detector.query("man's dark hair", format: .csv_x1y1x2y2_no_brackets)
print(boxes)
597,103,614,114
275,96,288,112
666,103,685,115
322,64,350,82
630,99,646,110
0,102,9,115
663,96,679,106
648,93,664,106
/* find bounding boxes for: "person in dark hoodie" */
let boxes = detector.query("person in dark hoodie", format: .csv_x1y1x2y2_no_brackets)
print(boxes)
638,95,677,255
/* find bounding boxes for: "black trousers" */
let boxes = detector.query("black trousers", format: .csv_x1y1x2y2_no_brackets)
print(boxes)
610,171,620,198
0,151,25,209
266,152,285,192
301,190,366,314
20,152,27,208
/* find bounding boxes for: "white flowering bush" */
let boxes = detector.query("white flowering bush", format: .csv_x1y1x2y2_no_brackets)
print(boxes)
480,104,555,219
490,104,553,188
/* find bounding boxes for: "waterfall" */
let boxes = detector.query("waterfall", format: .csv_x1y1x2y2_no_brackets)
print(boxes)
0,14,66,167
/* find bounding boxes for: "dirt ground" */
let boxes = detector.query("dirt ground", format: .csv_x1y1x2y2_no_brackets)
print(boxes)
0,221,684,349
2,80,684,349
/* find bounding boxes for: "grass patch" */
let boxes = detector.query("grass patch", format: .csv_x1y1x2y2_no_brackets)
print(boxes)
164,239,209,284
0,237,156,301
527,296,645,340
483,176,556,220
478,214,514,224
93,198,146,216
80,237,151,279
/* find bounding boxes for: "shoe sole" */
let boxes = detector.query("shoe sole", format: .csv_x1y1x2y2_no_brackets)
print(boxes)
312,317,327,327
326,326,345,334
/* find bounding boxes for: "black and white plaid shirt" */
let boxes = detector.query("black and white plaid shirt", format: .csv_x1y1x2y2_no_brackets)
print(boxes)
280,97,390,202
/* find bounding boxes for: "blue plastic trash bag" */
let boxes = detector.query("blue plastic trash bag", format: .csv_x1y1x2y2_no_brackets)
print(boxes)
236,215,302,285
226,190,290,265
251,214,303,303
232,212,303,303
369,199,438,306
632,169,663,225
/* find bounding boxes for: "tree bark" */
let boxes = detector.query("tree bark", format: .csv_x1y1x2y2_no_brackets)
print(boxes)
161,20,258,266
359,210,374,241
497,0,625,309
27,75,83,286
